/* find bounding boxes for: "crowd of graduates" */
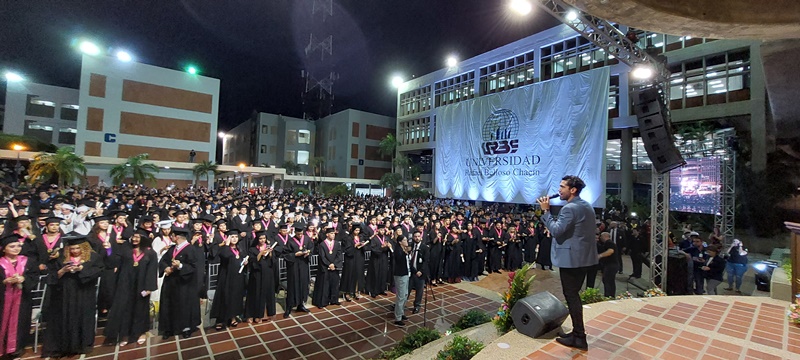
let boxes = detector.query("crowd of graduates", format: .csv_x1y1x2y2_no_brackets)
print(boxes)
0,185,563,359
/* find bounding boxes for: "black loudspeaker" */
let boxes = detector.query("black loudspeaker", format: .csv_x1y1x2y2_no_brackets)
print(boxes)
631,88,686,174
510,291,569,338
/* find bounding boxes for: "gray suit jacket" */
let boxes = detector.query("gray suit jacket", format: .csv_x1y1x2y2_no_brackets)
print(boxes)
542,197,598,269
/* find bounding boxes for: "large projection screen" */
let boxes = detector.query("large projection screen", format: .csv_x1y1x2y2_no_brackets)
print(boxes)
435,67,609,208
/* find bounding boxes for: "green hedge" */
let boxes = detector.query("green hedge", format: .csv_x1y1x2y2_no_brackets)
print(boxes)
382,327,441,360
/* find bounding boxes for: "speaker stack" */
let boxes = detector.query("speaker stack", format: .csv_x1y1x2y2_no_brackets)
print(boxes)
631,87,686,174
510,291,569,338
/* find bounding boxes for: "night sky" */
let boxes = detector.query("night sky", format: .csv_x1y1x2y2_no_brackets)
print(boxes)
1,0,559,130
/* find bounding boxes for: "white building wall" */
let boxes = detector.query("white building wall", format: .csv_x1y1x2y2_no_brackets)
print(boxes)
4,82,80,147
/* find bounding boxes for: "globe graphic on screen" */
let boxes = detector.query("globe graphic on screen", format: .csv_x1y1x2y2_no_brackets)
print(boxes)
482,109,520,142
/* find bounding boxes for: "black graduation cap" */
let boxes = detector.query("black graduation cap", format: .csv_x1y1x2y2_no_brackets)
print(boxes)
112,211,129,219
201,214,216,223
0,203,8,209
214,219,227,226
171,226,190,235
250,216,263,224
64,233,89,246
44,216,62,225
12,215,31,222
91,214,111,222
324,227,336,234
255,230,268,238
134,229,151,238
174,209,188,216
293,223,306,231
225,230,239,236
279,224,289,230
0,234,20,248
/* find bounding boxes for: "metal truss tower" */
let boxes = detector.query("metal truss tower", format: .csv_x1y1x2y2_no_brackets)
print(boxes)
301,0,337,120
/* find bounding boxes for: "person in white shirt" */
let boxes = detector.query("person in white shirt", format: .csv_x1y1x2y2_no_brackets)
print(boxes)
150,220,175,302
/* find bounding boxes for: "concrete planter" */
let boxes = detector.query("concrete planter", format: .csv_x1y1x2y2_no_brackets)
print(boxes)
770,267,793,302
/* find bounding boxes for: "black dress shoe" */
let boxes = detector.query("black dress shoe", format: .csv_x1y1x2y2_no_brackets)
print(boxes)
412,307,420,314
344,294,352,302
556,334,588,350
297,306,310,313
401,315,409,321
557,330,572,338
330,302,341,306
283,311,291,318
181,330,192,339
161,332,173,340
394,320,405,327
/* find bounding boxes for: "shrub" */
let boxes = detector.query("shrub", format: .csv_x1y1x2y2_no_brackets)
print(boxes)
493,263,536,334
382,327,441,360
451,310,491,332
435,335,485,360
579,287,610,304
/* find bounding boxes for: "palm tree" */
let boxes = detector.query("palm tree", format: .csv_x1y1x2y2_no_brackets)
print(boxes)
26,146,87,187
379,173,402,193
282,161,301,175
309,156,326,192
109,153,159,186
378,133,398,161
192,160,219,188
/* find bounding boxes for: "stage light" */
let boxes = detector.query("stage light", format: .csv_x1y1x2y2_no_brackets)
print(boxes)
631,65,654,80
186,66,198,75
509,0,532,15
4,71,24,82
446,56,458,68
391,75,404,88
566,10,579,21
631,212,637,217
218,132,226,138
79,41,101,56
116,50,132,62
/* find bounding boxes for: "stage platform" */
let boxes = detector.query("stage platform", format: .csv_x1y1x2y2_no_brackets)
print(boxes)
474,295,797,360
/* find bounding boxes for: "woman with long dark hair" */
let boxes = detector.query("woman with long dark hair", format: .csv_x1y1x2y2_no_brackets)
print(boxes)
339,225,367,300
210,231,248,330
0,235,37,359
244,230,279,323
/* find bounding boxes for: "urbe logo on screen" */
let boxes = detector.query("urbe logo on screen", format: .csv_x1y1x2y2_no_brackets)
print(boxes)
481,109,519,155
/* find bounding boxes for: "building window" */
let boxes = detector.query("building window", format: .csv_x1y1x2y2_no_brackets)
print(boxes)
287,130,297,145
479,50,535,95
261,125,268,134
58,128,77,144
285,150,296,163
297,150,310,165
629,29,710,53
269,145,276,154
23,120,53,143
298,130,311,144
60,105,78,121
606,138,652,170
398,116,432,146
399,86,432,116
608,76,619,118
435,72,476,106
25,96,56,118
260,145,266,153
667,49,751,110
540,36,615,82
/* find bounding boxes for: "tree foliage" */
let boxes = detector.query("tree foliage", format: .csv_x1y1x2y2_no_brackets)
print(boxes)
192,160,219,187
109,153,159,186
26,146,87,187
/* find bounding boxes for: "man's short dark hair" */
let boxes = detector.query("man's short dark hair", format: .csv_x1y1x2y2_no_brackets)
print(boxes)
562,175,586,195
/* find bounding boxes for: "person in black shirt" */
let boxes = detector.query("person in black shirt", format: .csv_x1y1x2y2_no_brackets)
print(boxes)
723,239,748,293
596,232,618,297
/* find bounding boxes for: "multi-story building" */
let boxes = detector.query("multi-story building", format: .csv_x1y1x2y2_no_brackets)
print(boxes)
3,82,81,147
395,23,766,204
222,109,395,180
74,54,221,187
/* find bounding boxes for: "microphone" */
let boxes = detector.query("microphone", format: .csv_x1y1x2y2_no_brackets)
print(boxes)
548,194,559,199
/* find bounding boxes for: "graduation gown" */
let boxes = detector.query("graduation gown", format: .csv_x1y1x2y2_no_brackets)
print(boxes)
461,229,477,278
282,236,314,309
0,256,37,357
103,245,158,343
505,233,523,270
471,227,488,278
311,239,343,307
536,230,553,267
41,253,103,357
209,246,247,325
271,233,291,294
33,233,65,273
488,228,506,272
339,233,367,294
244,241,281,319
427,231,444,280
158,242,201,335
522,227,538,263
443,234,463,279
365,235,391,296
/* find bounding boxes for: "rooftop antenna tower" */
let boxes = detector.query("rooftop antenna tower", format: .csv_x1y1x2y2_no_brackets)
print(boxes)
301,0,337,120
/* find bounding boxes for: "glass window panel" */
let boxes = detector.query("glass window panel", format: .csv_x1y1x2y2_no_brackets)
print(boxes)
297,151,309,165
728,75,744,91
685,82,704,97
670,85,684,100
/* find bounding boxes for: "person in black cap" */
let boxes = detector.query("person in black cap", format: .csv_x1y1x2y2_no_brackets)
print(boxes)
210,231,248,330
311,228,343,308
103,230,157,346
0,234,37,359
366,226,392,298
32,217,65,273
340,225,367,301
244,230,280,323
158,226,201,339
41,234,103,358
282,223,313,318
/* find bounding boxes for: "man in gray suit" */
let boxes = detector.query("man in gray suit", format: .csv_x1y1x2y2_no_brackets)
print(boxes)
538,175,598,351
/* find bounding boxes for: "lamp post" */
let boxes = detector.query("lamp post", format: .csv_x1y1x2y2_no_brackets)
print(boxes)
218,132,232,165
238,163,246,190
11,144,25,188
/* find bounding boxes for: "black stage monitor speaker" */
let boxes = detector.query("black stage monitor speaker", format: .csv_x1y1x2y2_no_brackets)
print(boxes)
631,88,686,174
511,291,569,338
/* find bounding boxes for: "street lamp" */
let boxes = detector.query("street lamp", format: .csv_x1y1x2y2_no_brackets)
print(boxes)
11,144,25,187
238,163,246,190
4,71,25,82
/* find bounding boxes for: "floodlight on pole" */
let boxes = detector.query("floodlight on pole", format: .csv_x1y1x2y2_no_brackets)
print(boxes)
186,66,198,75
566,10,579,21
631,64,655,80
509,0,533,15
116,50,133,62
218,132,226,138
4,71,24,82
446,56,458,68
79,41,101,56
391,75,404,88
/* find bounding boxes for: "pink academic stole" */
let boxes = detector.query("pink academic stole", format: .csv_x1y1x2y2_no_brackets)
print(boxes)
0,256,27,353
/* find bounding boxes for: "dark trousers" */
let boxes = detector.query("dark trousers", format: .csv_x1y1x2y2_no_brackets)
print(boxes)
409,273,425,308
630,251,643,278
615,252,624,273
602,265,618,297
560,266,589,336
585,266,598,289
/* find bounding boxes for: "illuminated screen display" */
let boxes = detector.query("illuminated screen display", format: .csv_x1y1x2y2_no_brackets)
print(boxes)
669,157,721,215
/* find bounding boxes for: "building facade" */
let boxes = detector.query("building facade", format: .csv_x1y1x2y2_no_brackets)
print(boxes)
222,109,395,180
74,54,220,186
3,82,80,147
395,23,766,204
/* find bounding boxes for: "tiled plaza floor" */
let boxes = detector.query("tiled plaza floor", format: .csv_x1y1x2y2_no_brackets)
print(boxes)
20,284,499,360
520,297,798,360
